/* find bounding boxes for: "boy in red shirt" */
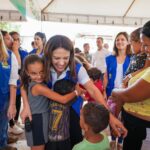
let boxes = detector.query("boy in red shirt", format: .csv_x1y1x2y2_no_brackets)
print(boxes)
85,68,105,102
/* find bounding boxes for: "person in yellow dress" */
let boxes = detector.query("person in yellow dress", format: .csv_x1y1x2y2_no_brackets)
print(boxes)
111,20,150,150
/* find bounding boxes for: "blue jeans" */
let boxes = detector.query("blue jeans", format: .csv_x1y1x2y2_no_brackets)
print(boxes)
0,94,9,148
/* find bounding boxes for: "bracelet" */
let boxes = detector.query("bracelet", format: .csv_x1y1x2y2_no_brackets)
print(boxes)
127,74,132,79
74,90,79,96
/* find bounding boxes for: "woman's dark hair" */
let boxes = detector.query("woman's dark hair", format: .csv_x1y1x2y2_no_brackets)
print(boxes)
113,32,131,56
44,35,76,81
21,54,44,92
74,47,81,54
31,41,34,46
130,27,142,42
9,31,19,37
1,30,8,37
34,32,47,47
83,102,109,134
141,20,150,38
87,67,102,81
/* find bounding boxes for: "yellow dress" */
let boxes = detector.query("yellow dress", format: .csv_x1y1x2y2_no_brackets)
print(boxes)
124,67,150,117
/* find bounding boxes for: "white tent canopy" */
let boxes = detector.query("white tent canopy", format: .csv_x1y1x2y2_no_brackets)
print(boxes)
0,0,150,26
0,0,26,21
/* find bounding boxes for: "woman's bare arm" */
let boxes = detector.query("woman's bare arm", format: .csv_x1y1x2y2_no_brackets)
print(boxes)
7,85,17,119
112,78,150,103
83,80,127,137
83,80,108,107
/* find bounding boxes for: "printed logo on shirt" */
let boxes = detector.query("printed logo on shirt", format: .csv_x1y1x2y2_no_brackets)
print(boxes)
109,73,112,79
2,61,10,69
49,101,70,141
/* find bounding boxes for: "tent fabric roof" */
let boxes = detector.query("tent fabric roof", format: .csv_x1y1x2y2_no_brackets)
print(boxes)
0,0,150,26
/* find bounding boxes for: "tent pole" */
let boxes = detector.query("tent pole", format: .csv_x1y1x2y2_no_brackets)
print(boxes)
41,0,55,13
123,0,136,17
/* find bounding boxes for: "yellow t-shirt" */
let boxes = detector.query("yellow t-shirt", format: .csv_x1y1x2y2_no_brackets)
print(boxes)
124,67,150,117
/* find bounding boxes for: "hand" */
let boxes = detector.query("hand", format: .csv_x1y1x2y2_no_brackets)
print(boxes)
110,92,124,117
75,84,86,96
80,93,88,101
122,75,131,88
7,104,16,120
21,106,32,124
110,95,117,102
109,113,127,138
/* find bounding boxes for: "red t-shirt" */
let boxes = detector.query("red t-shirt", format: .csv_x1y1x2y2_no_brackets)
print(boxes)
85,80,104,102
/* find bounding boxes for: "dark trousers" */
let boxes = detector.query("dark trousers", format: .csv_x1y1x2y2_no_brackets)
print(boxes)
122,109,150,150
45,139,71,150
70,107,83,148
9,95,21,127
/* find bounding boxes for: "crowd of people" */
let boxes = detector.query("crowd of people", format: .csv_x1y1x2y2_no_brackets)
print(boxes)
0,20,150,150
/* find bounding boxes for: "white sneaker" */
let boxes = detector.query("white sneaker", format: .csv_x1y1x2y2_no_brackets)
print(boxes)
16,122,25,129
8,124,24,135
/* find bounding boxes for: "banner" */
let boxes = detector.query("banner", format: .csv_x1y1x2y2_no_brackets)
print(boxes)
10,0,41,20
10,0,26,16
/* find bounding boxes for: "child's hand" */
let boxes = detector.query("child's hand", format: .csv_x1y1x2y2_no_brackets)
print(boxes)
21,106,32,124
7,104,16,120
81,93,88,101
75,84,86,96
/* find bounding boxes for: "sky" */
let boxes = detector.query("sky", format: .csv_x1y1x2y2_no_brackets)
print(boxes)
14,20,136,53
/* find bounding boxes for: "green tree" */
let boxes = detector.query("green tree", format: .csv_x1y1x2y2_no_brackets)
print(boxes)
0,22,20,32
